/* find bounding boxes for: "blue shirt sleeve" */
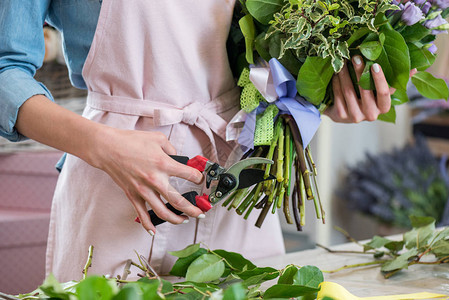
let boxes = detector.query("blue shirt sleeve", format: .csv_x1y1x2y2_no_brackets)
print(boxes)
0,0,54,142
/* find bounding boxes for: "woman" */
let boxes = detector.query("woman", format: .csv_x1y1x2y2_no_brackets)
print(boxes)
0,0,397,282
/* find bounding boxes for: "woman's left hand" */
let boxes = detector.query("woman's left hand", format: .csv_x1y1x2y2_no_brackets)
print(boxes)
324,56,417,123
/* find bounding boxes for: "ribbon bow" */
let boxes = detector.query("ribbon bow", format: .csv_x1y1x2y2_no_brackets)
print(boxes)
235,58,321,151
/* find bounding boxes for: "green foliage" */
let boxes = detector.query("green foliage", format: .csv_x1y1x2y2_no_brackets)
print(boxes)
14,219,449,299
168,243,201,258
15,245,325,300
374,27,410,91
234,0,449,122
246,0,285,24
296,56,334,105
346,215,449,278
185,254,226,283
411,71,449,100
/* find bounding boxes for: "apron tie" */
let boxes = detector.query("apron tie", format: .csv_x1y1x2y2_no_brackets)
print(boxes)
153,102,228,162
86,90,239,163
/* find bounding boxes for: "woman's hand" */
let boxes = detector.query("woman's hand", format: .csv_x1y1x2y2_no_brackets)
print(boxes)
93,128,205,236
324,56,417,123
16,95,203,236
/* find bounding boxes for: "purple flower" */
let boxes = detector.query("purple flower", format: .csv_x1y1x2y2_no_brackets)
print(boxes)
387,1,404,16
433,0,449,9
422,2,432,14
428,43,438,53
392,0,405,9
424,15,448,34
413,0,426,5
401,2,424,25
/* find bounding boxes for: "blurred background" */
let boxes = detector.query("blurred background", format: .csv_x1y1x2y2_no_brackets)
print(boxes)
1,25,448,294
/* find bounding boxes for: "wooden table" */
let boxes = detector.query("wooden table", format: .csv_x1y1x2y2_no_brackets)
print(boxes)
255,241,449,298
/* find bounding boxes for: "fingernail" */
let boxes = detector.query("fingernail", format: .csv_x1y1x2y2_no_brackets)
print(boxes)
197,214,206,219
148,230,155,236
182,219,190,224
354,56,362,65
373,63,381,73
134,217,141,224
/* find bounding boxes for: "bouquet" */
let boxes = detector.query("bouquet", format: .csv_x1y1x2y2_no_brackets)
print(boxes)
225,0,449,231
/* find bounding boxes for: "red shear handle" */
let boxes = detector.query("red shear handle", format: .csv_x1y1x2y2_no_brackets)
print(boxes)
142,192,212,226
170,155,209,172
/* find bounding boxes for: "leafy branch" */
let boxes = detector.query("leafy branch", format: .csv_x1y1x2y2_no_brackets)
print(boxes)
320,215,449,278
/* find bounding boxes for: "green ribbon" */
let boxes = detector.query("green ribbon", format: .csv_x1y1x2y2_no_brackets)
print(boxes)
238,68,279,146
238,68,264,113
255,104,279,146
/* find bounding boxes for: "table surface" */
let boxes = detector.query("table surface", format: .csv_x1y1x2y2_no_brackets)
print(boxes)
255,240,449,298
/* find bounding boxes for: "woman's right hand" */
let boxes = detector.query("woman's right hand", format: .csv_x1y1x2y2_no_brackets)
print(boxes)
16,95,203,236
90,127,205,235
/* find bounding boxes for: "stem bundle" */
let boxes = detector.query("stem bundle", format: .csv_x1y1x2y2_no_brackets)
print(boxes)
223,115,325,230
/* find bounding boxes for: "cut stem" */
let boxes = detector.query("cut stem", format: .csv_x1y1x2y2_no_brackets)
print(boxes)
283,115,313,200
83,245,94,279
276,120,285,182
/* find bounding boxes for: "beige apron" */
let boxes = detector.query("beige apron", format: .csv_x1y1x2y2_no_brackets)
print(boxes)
46,0,285,282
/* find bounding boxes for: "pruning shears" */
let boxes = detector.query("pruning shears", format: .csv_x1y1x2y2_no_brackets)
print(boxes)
147,155,274,226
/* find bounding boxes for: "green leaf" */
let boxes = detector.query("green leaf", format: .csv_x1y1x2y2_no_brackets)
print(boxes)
297,56,334,105
429,228,449,247
255,32,272,62
375,27,410,90
363,236,404,253
403,216,436,249
174,281,220,293
430,239,449,258
400,23,431,42
113,285,144,300
293,265,324,289
347,27,371,46
213,249,257,272
411,71,449,100
360,41,383,60
384,241,405,253
377,105,396,123
239,15,256,64
242,272,273,287
185,254,225,283
410,215,436,228
170,248,208,277
263,284,319,298
358,61,375,90
277,265,298,284
391,89,409,106
381,249,419,272
138,278,173,294
169,244,201,258
76,276,118,300
279,49,303,76
223,283,247,300
364,236,393,251
408,43,435,71
246,0,284,25
236,266,279,280
38,273,72,300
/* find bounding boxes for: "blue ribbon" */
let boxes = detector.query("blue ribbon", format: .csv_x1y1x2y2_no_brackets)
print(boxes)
238,58,321,151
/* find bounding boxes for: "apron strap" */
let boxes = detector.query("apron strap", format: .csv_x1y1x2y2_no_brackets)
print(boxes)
86,87,240,162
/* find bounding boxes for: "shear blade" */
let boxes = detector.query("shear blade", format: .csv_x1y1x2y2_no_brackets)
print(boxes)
237,169,275,189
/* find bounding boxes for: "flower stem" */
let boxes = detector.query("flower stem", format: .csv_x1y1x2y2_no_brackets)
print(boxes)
83,245,94,279
323,260,385,273
276,120,285,183
283,115,313,199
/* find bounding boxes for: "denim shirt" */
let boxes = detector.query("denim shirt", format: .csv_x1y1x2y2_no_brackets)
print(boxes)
0,0,101,142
